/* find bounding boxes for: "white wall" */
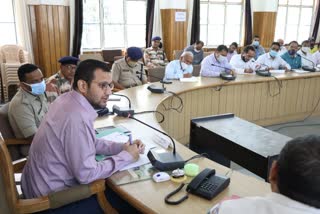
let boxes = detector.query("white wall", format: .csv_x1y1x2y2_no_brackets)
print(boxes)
160,0,186,9
251,0,278,12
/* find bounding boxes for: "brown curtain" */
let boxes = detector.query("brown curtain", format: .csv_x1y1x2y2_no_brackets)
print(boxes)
243,0,253,46
312,0,320,40
146,0,155,48
190,0,200,45
72,0,83,57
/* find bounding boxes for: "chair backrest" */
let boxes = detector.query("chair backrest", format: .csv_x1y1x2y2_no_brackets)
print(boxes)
0,133,19,214
192,65,201,77
102,49,123,62
203,52,213,58
147,67,165,82
173,50,183,60
0,45,25,63
0,103,15,139
113,56,124,61
79,53,104,62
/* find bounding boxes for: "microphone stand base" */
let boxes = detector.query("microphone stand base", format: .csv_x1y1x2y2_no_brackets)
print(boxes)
147,84,166,93
147,149,185,171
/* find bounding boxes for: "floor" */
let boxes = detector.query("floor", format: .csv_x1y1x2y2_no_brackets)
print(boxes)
231,115,320,180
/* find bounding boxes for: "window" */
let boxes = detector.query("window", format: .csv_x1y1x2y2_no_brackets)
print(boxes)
82,0,146,50
0,0,17,45
200,0,243,47
275,0,314,43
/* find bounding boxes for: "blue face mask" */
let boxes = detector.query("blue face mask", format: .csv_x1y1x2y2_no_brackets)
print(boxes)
269,50,278,58
24,80,46,95
253,41,259,47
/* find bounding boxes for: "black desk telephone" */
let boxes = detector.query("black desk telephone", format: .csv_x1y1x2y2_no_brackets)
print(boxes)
165,168,230,205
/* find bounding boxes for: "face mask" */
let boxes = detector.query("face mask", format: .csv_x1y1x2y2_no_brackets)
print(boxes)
218,55,226,61
301,47,310,53
181,62,188,70
269,50,278,58
253,41,259,47
24,80,46,95
288,49,296,56
128,61,137,67
194,48,201,53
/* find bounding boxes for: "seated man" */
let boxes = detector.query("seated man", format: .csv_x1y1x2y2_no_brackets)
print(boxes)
8,63,48,159
184,40,204,65
46,56,79,103
257,42,291,71
164,51,193,80
252,35,265,60
309,37,318,54
277,38,287,55
209,135,320,214
281,41,301,70
226,42,238,62
21,59,145,213
230,45,258,74
200,45,235,77
297,40,315,68
112,47,147,90
144,36,168,68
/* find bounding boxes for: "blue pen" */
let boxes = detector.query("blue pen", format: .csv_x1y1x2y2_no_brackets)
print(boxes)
125,132,132,145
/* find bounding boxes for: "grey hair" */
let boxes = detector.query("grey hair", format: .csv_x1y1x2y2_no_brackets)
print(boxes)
181,51,194,58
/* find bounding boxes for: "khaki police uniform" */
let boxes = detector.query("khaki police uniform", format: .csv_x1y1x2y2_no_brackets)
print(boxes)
46,71,72,103
8,88,48,158
111,58,147,88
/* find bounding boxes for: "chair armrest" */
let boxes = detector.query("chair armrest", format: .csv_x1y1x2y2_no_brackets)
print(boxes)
6,138,30,145
13,158,27,173
88,179,106,194
17,196,50,214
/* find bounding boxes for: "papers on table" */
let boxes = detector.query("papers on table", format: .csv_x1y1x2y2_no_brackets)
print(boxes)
180,76,198,82
269,70,285,74
293,69,310,73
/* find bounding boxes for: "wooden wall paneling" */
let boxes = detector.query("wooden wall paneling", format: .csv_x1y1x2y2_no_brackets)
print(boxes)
233,84,242,117
58,6,70,60
191,90,198,118
301,78,311,112
246,83,255,121
53,5,62,71
225,86,234,114
307,77,317,112
161,9,188,61
204,88,212,116
279,81,288,116
29,6,40,66
239,84,249,118
177,94,185,139
295,79,305,113
184,92,192,139
313,77,320,111
47,5,57,74
271,82,281,118
253,12,277,48
218,86,227,114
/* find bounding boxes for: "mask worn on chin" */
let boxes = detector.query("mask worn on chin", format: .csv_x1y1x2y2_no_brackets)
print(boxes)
181,62,188,70
194,48,201,53
301,47,311,53
241,55,248,62
253,41,259,47
269,50,278,58
128,61,138,67
288,49,296,56
24,80,46,95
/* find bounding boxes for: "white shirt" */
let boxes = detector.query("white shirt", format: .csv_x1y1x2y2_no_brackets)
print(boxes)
297,50,315,67
312,51,320,66
256,53,291,70
209,192,320,214
229,54,259,74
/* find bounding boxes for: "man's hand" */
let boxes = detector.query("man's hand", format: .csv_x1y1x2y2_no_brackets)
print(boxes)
123,143,140,161
132,139,145,154
183,73,192,78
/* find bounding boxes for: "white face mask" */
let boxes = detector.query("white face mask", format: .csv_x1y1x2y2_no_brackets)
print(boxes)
194,48,201,53
218,55,226,61
181,62,188,70
301,47,311,53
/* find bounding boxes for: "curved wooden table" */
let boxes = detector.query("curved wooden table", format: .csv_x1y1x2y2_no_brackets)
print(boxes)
95,71,320,213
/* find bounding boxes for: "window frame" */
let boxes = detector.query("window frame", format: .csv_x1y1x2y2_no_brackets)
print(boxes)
82,0,146,50
0,0,17,45
275,0,315,43
200,0,244,47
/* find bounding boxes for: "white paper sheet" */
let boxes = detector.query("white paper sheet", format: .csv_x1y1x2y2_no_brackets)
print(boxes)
270,69,285,74
179,76,198,82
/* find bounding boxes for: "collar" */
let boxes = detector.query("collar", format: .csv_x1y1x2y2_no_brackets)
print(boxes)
266,192,319,212
20,88,46,105
69,90,97,121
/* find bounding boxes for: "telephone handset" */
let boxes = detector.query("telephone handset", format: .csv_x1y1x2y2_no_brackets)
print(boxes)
186,168,230,200
165,168,231,205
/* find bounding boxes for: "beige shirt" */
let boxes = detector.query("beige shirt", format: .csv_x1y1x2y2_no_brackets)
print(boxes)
111,58,147,88
8,88,48,139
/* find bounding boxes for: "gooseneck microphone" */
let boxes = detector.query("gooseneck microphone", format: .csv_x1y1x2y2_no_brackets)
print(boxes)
296,53,316,72
129,116,185,171
112,93,134,117
256,63,271,77
211,64,236,80
136,71,168,94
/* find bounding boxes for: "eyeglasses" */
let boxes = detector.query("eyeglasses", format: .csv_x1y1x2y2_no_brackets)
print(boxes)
64,65,77,70
92,80,114,90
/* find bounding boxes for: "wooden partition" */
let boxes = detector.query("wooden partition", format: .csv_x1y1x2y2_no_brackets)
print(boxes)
160,9,188,61
253,12,277,47
29,5,70,77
